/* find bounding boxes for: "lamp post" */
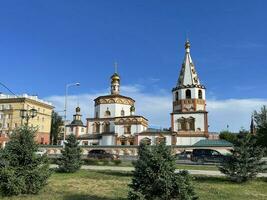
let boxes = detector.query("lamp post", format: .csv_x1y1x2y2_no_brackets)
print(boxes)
20,108,38,126
63,82,80,144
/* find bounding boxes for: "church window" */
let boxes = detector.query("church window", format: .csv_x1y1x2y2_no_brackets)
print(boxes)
156,136,166,144
121,109,125,116
178,118,186,131
105,109,111,117
129,141,134,145
185,89,191,99
96,124,100,133
124,125,131,134
198,90,203,99
121,141,126,146
175,91,179,101
103,122,110,133
188,117,195,131
95,112,99,118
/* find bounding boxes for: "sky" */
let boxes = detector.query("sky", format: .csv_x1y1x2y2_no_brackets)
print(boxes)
0,0,267,132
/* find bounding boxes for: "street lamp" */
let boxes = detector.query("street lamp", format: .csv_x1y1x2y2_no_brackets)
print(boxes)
63,82,80,144
20,108,38,125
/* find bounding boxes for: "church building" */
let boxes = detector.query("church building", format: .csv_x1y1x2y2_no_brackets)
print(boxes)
171,40,209,145
84,69,148,146
64,40,210,146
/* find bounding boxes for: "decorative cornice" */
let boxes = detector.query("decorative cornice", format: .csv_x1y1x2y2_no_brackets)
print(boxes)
94,95,135,106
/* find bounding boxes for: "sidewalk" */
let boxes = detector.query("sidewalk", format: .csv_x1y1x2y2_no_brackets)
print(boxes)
50,164,267,177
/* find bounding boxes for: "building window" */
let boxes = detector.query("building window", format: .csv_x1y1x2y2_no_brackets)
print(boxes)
188,117,195,131
175,91,179,101
95,112,99,118
185,89,191,99
178,118,186,131
121,109,125,116
124,126,131,134
105,109,111,117
103,122,110,133
81,128,84,132
198,90,203,99
41,137,44,144
121,141,126,146
95,123,100,133
42,117,44,122
129,141,134,145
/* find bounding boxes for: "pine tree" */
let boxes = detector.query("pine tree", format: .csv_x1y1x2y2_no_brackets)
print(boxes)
254,105,267,148
57,134,82,173
219,130,266,183
0,126,51,196
128,142,197,200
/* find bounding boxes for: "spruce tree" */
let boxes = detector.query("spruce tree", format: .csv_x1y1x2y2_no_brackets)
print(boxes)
57,134,82,173
0,126,51,196
128,142,197,200
219,130,266,183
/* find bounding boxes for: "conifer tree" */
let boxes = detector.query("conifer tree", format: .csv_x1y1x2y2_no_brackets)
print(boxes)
128,142,197,200
219,130,266,183
0,126,51,196
57,134,82,173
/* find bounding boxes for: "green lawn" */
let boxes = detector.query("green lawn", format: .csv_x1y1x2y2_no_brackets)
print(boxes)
1,170,267,200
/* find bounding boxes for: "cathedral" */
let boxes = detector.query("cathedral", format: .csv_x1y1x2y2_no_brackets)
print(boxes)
65,40,209,146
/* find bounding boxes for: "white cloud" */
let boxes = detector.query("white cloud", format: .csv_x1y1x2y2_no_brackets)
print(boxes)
45,85,267,133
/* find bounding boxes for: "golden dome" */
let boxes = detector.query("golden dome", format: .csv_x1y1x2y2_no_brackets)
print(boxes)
111,73,120,81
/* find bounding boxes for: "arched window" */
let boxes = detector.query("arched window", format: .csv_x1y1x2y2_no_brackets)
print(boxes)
105,109,111,116
95,123,100,133
102,122,110,133
140,137,151,145
178,118,186,131
121,109,125,116
185,89,191,99
175,91,179,101
188,117,195,131
198,90,203,99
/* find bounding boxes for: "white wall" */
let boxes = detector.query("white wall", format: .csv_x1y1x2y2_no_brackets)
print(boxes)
95,103,132,118
176,136,205,145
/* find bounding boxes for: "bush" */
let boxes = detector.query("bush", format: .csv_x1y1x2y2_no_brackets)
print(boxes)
57,134,82,173
128,142,198,200
219,131,266,183
0,126,51,196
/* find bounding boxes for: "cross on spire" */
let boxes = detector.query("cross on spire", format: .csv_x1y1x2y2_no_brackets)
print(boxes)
114,61,118,73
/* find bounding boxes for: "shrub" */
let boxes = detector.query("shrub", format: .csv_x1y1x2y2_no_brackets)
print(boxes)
57,134,82,173
128,142,198,200
219,130,266,183
0,126,51,196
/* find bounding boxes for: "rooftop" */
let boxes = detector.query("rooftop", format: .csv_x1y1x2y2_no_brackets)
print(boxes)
193,139,233,147
0,93,53,106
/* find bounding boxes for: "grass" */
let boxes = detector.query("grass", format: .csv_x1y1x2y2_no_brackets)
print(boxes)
1,170,266,200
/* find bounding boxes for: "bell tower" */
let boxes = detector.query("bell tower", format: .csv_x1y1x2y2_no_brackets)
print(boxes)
171,40,208,145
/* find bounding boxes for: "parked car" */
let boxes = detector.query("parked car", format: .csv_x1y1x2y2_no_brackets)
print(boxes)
87,149,119,160
176,150,192,160
191,149,230,163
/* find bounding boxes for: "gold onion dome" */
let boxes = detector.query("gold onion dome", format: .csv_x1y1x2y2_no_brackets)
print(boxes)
111,73,120,81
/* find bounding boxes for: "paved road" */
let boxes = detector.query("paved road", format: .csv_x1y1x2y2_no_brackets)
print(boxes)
50,165,267,177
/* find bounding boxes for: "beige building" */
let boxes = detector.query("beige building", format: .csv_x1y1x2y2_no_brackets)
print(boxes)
0,94,53,147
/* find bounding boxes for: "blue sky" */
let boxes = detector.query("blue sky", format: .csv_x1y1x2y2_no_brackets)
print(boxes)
0,0,267,131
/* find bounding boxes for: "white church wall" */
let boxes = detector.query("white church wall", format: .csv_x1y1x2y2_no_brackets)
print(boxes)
176,137,206,146
97,104,132,118
100,135,115,145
